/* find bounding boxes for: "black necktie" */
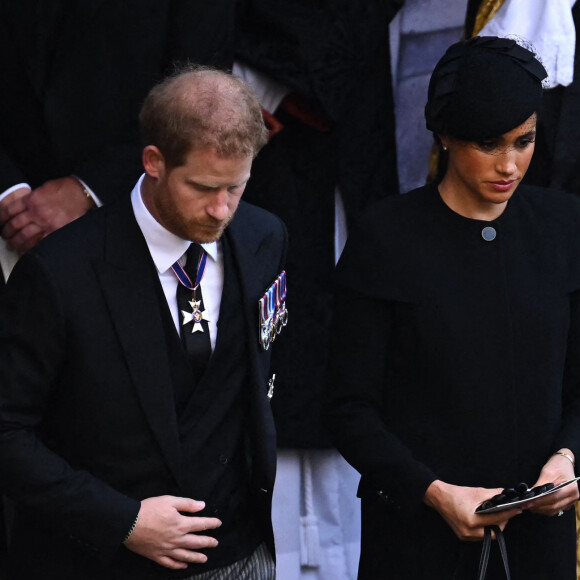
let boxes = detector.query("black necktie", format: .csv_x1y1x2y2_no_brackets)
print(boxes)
177,244,212,382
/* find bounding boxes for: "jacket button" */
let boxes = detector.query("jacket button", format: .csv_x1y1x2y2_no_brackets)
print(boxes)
219,454,229,465
481,226,497,241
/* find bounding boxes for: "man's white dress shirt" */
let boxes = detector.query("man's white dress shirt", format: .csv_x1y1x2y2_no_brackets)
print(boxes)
131,174,223,350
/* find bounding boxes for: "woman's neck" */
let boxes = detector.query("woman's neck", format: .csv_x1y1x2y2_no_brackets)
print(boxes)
438,177,509,221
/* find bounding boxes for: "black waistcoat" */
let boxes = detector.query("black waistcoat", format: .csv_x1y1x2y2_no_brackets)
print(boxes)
161,238,262,576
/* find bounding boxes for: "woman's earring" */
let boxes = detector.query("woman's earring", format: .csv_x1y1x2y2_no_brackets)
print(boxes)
442,144,448,151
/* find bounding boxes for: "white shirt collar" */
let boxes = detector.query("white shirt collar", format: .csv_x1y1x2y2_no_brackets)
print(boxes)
131,174,219,273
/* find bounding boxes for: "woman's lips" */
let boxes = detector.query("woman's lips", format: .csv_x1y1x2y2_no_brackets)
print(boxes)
490,180,516,191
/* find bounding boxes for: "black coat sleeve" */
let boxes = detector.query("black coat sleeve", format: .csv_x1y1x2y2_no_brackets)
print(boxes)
325,221,437,518
0,252,140,563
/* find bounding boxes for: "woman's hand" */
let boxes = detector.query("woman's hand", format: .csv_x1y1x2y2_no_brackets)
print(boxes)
524,449,578,517
424,480,522,541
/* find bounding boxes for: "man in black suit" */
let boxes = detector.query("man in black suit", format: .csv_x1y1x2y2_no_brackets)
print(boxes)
0,0,233,258
0,66,286,579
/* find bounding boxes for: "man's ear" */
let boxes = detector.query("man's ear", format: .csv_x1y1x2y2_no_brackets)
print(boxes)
142,146,166,180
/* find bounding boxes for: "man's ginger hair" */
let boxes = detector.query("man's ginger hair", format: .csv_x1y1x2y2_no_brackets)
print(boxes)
140,64,268,167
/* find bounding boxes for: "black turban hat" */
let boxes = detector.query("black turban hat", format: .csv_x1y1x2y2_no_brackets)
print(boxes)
425,36,548,141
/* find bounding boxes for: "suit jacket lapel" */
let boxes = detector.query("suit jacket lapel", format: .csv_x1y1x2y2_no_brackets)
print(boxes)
93,198,182,486
226,204,276,314
225,205,279,485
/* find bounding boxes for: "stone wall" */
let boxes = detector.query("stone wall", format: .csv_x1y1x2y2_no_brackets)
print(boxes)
391,0,468,193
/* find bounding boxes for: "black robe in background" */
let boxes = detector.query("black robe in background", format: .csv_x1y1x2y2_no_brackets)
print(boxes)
326,183,580,579
524,2,580,194
236,0,403,447
0,0,234,200
464,0,482,38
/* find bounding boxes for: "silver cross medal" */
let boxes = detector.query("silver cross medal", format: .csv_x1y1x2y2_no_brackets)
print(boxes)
182,295,210,333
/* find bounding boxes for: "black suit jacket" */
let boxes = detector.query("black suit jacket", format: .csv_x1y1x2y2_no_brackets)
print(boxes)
0,0,234,200
0,195,286,577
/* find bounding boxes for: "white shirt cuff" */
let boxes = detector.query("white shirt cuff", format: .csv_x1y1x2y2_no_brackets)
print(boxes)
0,183,31,203
72,176,103,207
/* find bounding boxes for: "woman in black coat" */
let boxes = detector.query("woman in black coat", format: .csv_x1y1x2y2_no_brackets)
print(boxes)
326,37,580,579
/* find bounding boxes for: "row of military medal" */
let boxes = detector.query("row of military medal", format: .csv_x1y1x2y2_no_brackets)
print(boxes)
259,271,288,351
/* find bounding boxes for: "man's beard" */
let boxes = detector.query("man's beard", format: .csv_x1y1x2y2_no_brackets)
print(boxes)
158,203,235,243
